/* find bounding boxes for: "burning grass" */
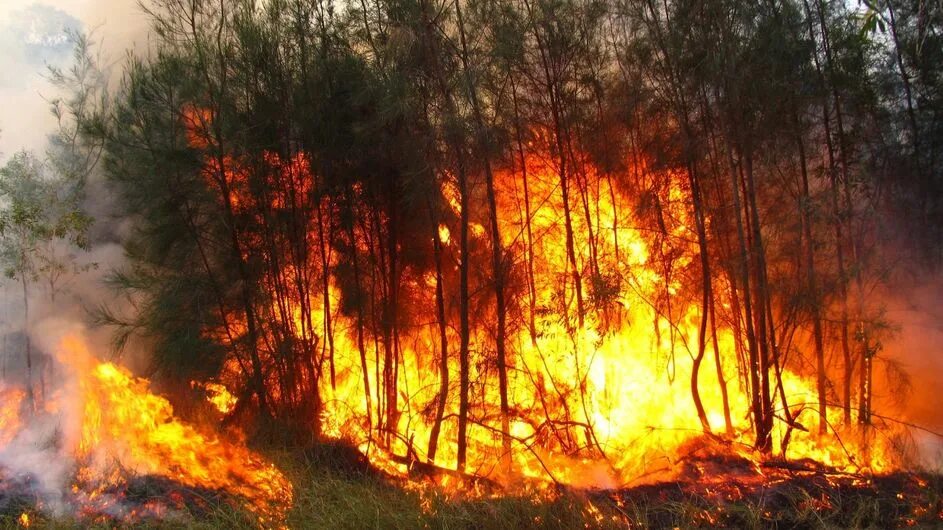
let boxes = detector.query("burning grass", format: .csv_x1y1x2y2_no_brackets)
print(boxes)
0,332,937,529
0,334,933,529
0,332,291,528
277,440,943,529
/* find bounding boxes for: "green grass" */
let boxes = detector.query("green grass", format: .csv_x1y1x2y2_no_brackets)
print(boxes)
278,447,627,530
2,446,941,529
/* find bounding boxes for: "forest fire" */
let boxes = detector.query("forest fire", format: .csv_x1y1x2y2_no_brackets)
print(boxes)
0,333,292,526
180,110,907,493
1,0,941,526
304,149,903,488
174,96,918,499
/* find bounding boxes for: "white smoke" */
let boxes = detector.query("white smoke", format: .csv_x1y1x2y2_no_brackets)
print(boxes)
0,2,148,517
0,0,147,157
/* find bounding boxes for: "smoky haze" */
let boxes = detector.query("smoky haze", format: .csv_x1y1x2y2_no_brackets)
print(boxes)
0,0,147,156
0,0,147,368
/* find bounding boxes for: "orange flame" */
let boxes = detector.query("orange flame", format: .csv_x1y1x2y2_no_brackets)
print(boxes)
56,335,292,525
312,149,900,487
179,107,902,492
0,333,292,526
0,387,25,446
193,381,239,414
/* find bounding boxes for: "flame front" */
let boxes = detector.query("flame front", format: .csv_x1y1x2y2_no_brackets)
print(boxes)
175,105,905,494
308,149,899,487
0,387,25,446
0,334,292,526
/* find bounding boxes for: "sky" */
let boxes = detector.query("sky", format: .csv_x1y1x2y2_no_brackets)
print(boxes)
0,0,147,157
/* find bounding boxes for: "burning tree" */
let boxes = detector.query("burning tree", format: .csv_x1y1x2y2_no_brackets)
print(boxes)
72,0,941,491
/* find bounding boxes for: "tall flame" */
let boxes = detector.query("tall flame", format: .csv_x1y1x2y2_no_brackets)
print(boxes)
178,107,903,492
313,148,900,487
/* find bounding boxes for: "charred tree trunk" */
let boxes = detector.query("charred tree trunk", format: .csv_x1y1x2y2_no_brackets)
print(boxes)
726,141,768,452
708,279,734,434
384,183,400,444
317,198,337,391
415,0,473,472
511,78,539,345
346,190,373,433
802,0,854,425
689,161,712,434
742,153,774,452
456,147,472,472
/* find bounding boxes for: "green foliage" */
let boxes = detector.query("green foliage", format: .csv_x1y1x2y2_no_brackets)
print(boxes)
0,150,93,288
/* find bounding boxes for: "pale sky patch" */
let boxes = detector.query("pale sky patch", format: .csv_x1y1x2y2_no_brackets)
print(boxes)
0,0,148,157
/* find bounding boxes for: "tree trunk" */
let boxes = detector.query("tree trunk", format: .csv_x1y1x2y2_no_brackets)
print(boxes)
316,198,336,391
511,77,539,345
427,207,450,463
688,160,712,434
742,153,774,452
453,0,512,465
795,116,828,434
346,190,373,433
21,275,35,413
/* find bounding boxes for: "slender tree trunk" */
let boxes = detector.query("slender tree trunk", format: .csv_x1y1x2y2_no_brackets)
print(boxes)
858,324,873,425
795,117,828,434
816,0,872,430
726,139,768,452
454,0,512,463
346,190,373,433
743,153,774,452
688,159,712,433
21,275,34,413
416,0,473,471
886,1,920,164
316,198,336,390
224,188,272,420
698,90,734,433
456,147,472,472
511,77,539,345
427,208,450,463
807,1,855,424
385,185,400,443
708,280,733,434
